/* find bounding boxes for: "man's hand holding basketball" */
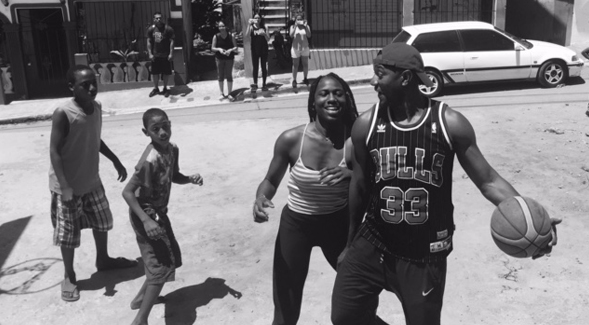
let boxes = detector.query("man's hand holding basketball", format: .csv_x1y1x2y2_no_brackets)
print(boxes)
253,195,274,223
533,217,562,259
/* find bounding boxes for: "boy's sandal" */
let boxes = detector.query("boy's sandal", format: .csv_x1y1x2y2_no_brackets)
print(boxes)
61,280,80,302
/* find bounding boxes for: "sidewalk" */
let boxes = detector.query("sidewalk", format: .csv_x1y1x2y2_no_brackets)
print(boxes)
2,41,587,126
0,65,374,125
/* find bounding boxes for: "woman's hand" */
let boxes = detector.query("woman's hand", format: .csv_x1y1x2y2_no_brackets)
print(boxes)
253,195,274,223
319,166,352,186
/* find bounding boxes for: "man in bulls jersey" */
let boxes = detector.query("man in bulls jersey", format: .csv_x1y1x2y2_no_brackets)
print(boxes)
330,43,561,325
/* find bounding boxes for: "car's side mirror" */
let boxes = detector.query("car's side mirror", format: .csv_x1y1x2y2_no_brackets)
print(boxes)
515,45,525,51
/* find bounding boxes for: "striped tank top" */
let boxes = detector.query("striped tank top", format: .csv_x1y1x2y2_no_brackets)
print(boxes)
287,123,349,215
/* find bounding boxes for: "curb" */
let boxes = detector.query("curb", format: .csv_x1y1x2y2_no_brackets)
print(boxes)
0,114,53,126
0,78,373,126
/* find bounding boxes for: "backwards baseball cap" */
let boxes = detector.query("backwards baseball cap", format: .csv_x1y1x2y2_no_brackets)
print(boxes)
374,43,434,87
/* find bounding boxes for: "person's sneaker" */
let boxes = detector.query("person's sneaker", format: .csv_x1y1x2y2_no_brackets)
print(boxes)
292,80,297,88
162,88,170,98
149,88,159,97
303,78,309,86
261,85,269,91
219,94,226,101
250,84,258,91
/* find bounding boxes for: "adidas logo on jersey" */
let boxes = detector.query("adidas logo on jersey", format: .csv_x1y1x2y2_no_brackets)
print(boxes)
377,124,386,133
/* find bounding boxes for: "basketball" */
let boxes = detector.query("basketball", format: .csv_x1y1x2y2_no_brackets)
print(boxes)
490,196,552,258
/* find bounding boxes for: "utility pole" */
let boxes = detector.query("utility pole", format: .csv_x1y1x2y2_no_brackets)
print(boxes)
182,0,193,81
240,0,253,78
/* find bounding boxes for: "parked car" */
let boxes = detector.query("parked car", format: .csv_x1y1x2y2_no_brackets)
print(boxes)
392,21,585,97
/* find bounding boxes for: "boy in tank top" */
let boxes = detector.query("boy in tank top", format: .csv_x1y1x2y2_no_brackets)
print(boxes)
49,65,137,302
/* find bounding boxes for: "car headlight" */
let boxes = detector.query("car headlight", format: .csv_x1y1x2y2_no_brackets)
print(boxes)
572,55,579,61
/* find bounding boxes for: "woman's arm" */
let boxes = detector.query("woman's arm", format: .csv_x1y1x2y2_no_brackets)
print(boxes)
253,128,299,222
211,35,223,54
229,34,238,53
304,23,311,38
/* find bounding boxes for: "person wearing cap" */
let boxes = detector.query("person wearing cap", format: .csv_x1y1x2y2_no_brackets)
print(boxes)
330,43,561,325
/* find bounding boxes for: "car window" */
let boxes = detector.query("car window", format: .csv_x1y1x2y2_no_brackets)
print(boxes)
411,31,461,53
460,29,514,51
495,27,533,49
392,30,411,44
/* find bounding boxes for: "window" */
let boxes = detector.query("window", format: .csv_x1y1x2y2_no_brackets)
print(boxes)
411,31,461,53
460,29,514,51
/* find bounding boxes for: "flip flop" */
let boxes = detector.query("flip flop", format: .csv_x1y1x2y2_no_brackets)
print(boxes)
61,279,80,302
97,257,138,271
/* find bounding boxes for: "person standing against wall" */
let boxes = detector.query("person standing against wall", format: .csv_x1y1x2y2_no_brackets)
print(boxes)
289,14,311,89
247,13,270,92
146,12,175,98
211,21,238,101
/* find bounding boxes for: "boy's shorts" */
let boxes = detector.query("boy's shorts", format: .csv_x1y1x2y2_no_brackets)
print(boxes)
50,185,113,249
130,208,182,285
151,57,172,75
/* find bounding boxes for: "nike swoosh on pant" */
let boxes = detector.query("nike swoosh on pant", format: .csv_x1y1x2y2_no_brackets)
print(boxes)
422,287,434,296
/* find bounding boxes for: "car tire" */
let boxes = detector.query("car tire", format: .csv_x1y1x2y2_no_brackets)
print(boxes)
537,60,567,88
419,70,443,97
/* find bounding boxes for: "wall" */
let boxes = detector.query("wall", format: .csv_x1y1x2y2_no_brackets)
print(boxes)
570,0,589,47
505,0,573,46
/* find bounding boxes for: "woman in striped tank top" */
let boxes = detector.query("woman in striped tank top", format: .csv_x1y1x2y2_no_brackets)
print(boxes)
253,73,359,325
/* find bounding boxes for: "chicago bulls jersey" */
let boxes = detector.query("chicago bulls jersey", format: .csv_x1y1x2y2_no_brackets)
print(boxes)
363,99,456,262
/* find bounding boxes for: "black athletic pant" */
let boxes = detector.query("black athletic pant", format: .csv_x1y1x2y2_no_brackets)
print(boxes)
331,236,447,325
252,49,268,86
272,205,348,325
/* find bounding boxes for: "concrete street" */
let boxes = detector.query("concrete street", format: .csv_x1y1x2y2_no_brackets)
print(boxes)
1,74,589,324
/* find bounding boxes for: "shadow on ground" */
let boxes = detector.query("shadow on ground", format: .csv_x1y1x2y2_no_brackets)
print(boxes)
0,216,32,271
170,85,194,97
164,277,242,325
77,257,144,297
438,77,586,97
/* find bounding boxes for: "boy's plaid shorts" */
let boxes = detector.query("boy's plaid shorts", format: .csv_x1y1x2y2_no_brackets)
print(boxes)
50,185,113,249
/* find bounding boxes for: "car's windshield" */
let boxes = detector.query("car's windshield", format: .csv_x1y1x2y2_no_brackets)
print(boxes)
494,27,533,49
392,30,411,43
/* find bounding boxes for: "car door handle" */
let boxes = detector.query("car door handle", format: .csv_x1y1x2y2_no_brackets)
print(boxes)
470,57,478,60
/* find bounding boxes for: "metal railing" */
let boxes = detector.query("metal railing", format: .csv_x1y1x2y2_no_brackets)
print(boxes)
308,0,403,49
75,0,170,63
413,0,493,25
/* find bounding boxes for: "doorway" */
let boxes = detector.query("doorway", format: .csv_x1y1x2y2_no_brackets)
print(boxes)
18,8,70,99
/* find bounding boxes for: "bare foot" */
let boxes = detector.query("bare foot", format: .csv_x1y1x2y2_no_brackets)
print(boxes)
130,296,166,310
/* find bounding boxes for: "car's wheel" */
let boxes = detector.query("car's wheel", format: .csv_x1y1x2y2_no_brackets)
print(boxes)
419,70,443,97
537,60,567,88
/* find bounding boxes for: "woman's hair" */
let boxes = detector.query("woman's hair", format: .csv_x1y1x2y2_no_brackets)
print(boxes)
217,21,229,33
253,13,265,28
307,73,359,131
